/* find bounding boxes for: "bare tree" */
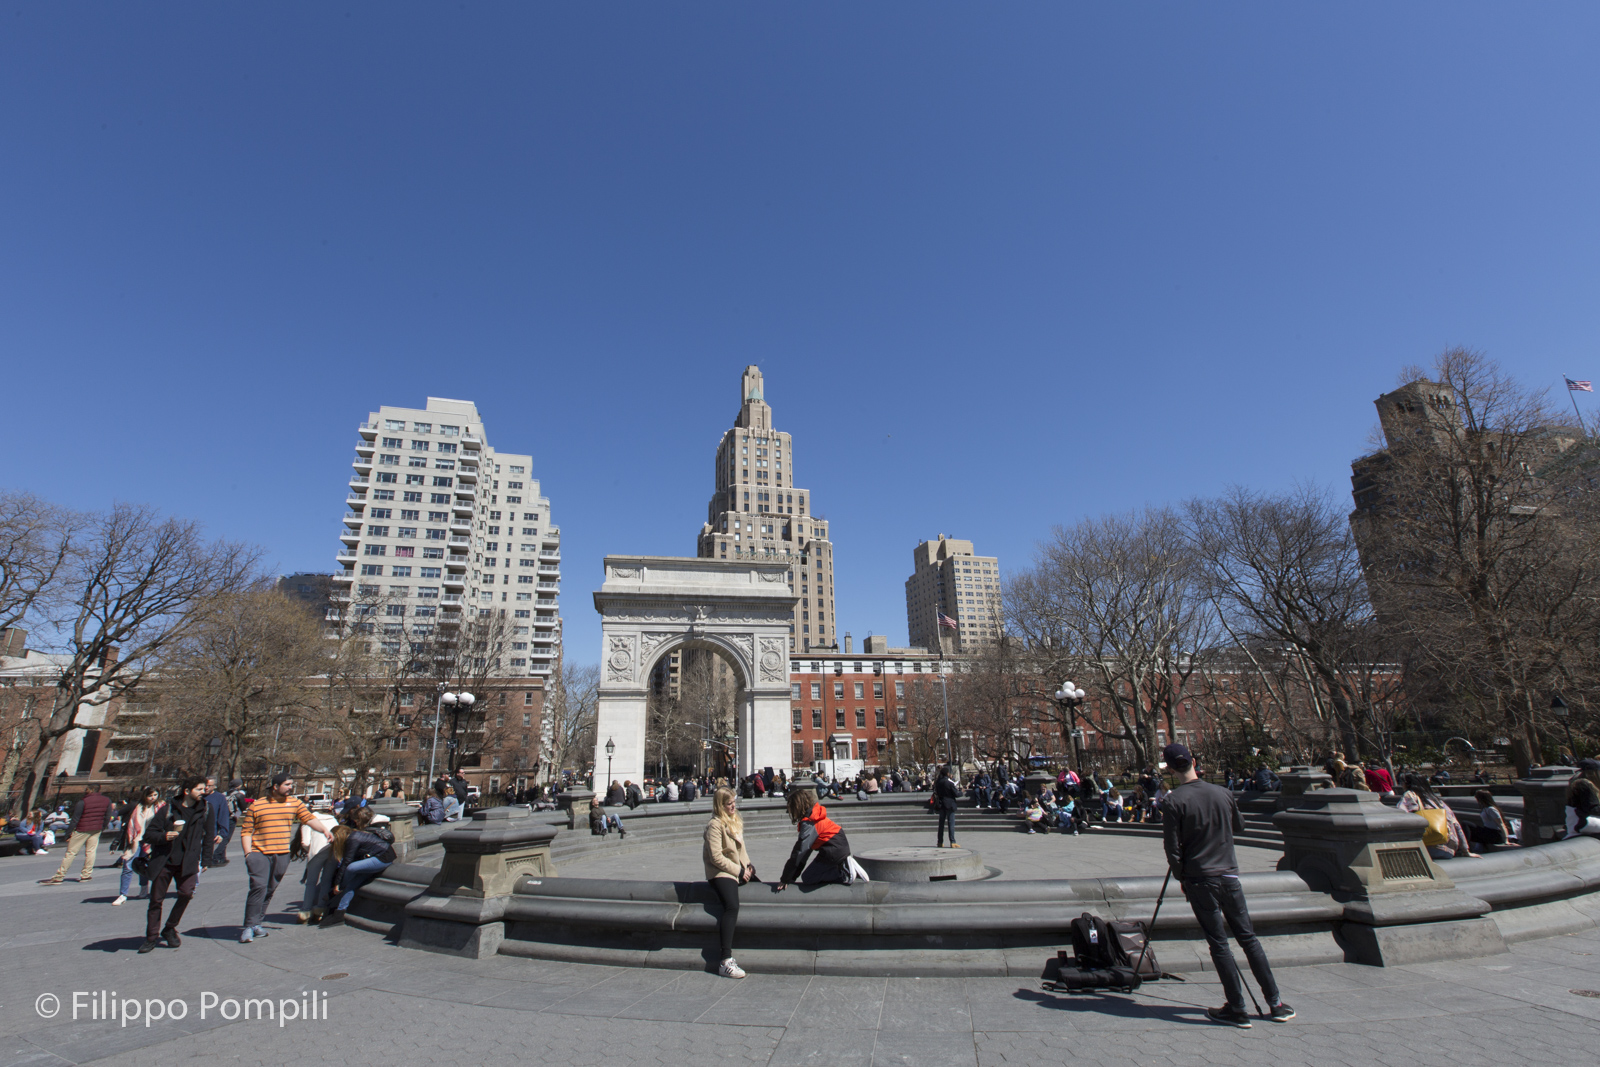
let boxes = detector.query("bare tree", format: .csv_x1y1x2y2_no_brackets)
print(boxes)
154,587,329,783
0,491,81,634
539,660,598,785
1007,508,1210,770
1184,485,1377,759
1353,349,1600,774
20,504,256,809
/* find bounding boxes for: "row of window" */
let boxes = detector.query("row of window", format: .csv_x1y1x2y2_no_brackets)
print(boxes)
366,525,450,539
368,509,449,522
374,473,456,487
792,707,900,729
791,680,905,699
793,740,886,764
370,490,452,504
359,565,444,579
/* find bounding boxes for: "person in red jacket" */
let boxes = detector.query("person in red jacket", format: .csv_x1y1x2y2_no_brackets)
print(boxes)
41,783,114,885
774,788,864,888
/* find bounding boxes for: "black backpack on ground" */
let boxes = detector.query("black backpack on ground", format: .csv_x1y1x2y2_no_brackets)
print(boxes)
1043,911,1168,993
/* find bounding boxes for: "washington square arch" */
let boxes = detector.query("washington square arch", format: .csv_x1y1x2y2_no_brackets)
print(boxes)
592,555,798,785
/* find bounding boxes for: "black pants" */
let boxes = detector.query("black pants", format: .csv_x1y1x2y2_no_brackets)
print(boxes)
1185,876,1280,1012
710,876,739,960
936,808,956,846
146,861,197,940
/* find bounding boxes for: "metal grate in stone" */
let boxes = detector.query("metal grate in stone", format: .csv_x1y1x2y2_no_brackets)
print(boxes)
1376,847,1433,881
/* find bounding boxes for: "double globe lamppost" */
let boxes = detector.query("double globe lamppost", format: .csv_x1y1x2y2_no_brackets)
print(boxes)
1054,682,1088,777
429,689,476,781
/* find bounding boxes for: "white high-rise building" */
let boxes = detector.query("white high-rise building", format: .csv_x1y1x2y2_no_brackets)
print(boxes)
332,397,561,677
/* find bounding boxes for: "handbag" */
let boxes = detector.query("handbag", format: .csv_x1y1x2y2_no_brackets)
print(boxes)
1418,807,1450,848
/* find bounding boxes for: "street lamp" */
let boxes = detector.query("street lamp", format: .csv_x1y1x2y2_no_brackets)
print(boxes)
1551,695,1577,760
206,736,222,779
1054,682,1088,777
430,689,474,781
604,737,616,794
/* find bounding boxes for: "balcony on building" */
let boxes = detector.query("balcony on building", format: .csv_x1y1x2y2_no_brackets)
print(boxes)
445,555,469,572
352,457,372,474
441,574,465,589
358,422,377,438
462,431,482,446
335,550,358,564
346,494,367,508
456,468,478,484
354,439,375,456
451,499,475,517
340,528,360,544
441,593,464,606
455,485,477,500
350,475,370,488
343,512,364,528
449,535,471,547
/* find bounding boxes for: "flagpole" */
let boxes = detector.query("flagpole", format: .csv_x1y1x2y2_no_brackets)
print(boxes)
1566,376,1587,434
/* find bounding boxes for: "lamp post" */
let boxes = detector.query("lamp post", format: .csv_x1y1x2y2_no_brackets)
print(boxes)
206,736,222,781
1054,682,1088,777
430,689,475,781
937,666,953,767
604,736,615,795
1551,695,1577,760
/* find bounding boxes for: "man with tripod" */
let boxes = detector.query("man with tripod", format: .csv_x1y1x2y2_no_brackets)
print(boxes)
1160,743,1294,1028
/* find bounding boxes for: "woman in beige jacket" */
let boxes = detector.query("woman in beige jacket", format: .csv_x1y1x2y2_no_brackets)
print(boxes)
703,787,753,978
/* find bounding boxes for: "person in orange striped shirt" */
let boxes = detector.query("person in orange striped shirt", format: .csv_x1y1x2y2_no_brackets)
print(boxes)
239,773,331,943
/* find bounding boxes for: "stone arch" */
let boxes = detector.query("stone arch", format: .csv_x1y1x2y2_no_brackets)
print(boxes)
592,556,797,786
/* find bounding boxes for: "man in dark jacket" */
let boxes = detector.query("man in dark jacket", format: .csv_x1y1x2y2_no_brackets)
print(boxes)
140,778,215,952
933,765,960,848
624,780,644,809
205,776,233,867
42,783,114,885
1160,744,1293,1028
451,772,472,814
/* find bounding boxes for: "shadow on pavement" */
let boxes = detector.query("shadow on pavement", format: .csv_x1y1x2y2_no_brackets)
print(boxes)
1014,988,1213,1025
82,935,150,953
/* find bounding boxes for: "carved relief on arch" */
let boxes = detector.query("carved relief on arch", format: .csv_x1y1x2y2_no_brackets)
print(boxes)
727,633,755,672
605,634,637,683
758,636,788,683
640,631,674,660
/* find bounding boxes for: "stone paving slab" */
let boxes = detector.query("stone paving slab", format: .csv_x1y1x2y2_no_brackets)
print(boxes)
3,846,1600,1066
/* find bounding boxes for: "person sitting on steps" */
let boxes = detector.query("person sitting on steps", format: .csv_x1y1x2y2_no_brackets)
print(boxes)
588,795,627,838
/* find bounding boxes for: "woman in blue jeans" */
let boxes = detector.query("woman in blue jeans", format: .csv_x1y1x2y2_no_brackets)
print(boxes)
113,787,161,905
321,806,395,927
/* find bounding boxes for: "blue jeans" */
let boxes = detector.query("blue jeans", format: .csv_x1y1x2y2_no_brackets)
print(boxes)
119,854,149,898
335,857,392,912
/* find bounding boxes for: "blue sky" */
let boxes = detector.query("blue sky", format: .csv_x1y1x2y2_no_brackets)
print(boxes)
4,3,1599,665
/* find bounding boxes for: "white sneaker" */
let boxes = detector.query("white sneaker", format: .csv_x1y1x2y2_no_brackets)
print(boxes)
111,895,127,906
718,958,746,979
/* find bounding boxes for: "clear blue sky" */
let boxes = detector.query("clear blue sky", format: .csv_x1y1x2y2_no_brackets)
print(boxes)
4,4,1598,666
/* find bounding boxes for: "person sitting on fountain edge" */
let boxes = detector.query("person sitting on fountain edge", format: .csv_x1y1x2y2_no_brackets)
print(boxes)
774,789,867,888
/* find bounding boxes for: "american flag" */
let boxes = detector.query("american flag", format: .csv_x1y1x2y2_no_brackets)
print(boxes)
938,612,958,630
1567,377,1594,392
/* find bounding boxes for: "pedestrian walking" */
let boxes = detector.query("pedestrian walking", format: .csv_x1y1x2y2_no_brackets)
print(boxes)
238,773,330,943
40,782,114,885
113,786,161,906
204,775,233,867
703,786,753,979
933,764,960,848
138,778,214,953
1160,743,1294,1027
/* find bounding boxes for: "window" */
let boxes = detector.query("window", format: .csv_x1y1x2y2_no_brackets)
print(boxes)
426,529,446,540
430,493,449,504
374,489,395,500
413,422,431,434
376,472,397,484
411,440,429,451
423,547,443,558
857,740,869,761
833,682,844,698
506,495,521,504
810,682,821,699
360,564,383,576
438,442,457,454
791,683,802,700
433,476,453,487
894,681,905,698
363,544,387,556
813,740,826,760
875,708,885,727
873,682,883,698
391,566,412,577
811,708,822,728
854,682,864,698
896,706,906,725
855,708,866,727
441,424,458,436
792,708,803,730
397,527,417,538
405,474,424,485
417,586,439,598
834,709,845,728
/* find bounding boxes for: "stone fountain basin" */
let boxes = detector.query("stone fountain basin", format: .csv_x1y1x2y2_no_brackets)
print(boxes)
856,846,986,882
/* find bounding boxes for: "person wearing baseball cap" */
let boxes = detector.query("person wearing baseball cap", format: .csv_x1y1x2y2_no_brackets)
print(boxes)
1160,743,1294,1028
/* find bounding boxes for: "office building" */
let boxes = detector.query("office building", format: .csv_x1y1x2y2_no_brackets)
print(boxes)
905,535,1003,654
696,366,837,652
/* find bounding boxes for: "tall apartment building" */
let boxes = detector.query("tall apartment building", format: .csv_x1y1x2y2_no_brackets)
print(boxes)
905,535,1003,654
696,366,837,652
332,397,562,678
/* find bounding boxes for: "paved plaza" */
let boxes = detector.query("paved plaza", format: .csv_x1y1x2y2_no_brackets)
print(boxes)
560,822,1284,881
3,846,1599,1067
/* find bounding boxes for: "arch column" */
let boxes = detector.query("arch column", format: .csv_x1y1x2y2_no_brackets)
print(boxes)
593,556,797,787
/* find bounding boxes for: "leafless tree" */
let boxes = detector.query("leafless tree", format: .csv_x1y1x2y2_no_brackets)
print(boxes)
1184,484,1378,759
0,492,82,635
1354,349,1600,774
19,504,256,809
1007,507,1212,770
539,660,598,785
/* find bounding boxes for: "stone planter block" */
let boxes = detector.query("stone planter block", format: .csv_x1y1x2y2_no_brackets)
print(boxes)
368,798,416,862
1274,766,1333,811
429,806,559,899
1515,766,1577,846
1273,787,1452,896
